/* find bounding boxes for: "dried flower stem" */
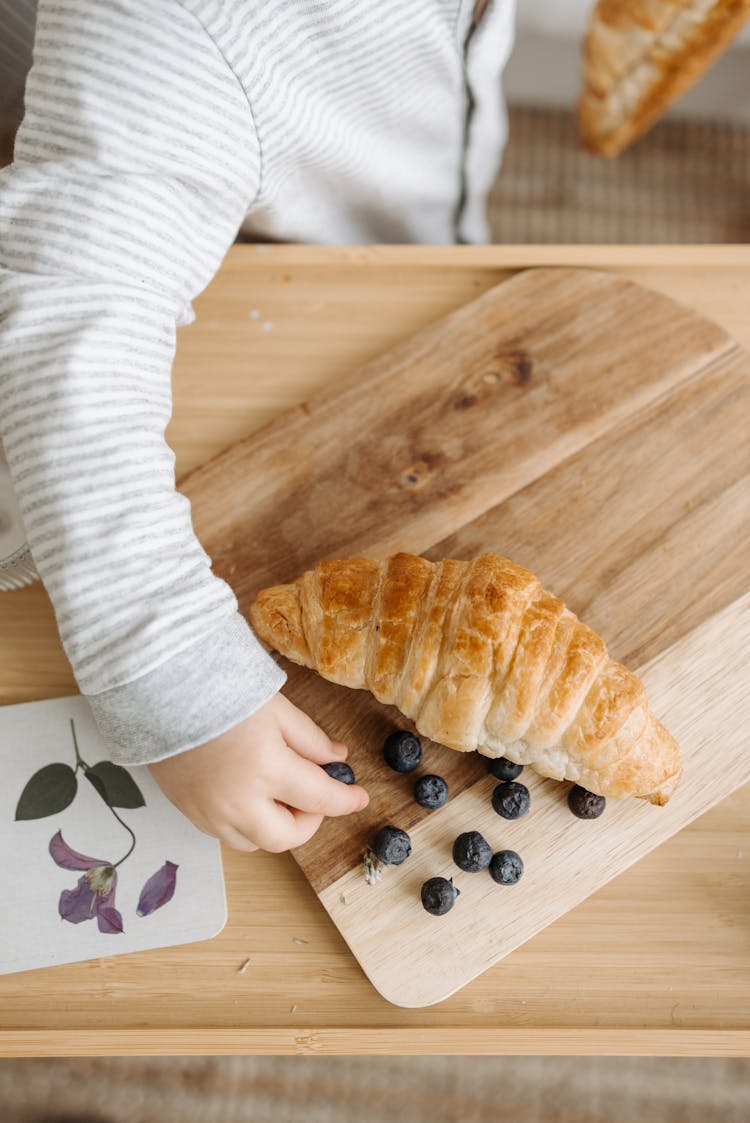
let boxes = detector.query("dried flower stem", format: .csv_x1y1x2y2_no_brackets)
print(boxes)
69,718,136,868
363,847,386,886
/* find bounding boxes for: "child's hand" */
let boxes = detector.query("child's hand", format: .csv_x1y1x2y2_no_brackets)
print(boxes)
147,693,369,853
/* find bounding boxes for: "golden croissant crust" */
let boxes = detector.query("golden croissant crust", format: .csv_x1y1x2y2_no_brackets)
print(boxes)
249,553,681,804
578,0,750,156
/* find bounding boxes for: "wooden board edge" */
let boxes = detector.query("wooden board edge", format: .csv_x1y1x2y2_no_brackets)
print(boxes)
308,588,750,1007
1,1027,749,1056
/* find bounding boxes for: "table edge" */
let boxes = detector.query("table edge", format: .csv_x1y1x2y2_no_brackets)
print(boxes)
228,244,750,267
1,1028,749,1057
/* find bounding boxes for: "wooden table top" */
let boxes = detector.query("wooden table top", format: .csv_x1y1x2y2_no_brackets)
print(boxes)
1,245,749,1057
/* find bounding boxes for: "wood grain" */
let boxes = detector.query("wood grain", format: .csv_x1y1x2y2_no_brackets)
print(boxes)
1,247,749,1053
178,267,750,1007
181,267,731,599
1,1028,750,1057
430,349,750,668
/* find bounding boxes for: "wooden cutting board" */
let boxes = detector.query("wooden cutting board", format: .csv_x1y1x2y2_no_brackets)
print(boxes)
181,267,750,1008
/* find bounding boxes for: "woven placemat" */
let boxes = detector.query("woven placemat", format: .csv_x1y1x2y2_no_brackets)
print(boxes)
2,1056,750,1123
488,104,750,243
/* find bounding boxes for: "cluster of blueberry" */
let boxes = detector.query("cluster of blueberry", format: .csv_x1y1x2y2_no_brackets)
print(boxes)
323,729,606,917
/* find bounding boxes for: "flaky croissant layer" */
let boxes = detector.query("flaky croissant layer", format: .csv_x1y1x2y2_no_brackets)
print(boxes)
249,553,681,804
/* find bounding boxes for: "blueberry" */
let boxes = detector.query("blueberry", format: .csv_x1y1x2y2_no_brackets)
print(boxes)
489,849,524,885
568,785,606,819
421,876,460,915
491,781,531,820
486,756,524,781
383,729,422,773
322,761,355,784
452,830,493,872
413,774,448,809
372,825,412,865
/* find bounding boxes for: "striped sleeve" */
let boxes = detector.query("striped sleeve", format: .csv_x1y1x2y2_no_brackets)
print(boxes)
0,0,286,765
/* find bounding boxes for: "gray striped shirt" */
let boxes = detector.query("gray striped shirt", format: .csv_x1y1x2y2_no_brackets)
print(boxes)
0,0,516,765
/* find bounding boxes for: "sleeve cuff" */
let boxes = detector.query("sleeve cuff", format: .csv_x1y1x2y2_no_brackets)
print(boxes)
85,612,287,766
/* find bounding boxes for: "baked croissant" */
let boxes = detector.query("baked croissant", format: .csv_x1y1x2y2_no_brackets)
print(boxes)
578,0,750,157
249,553,681,804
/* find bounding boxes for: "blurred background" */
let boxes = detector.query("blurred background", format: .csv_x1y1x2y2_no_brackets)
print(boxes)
2,0,749,240
489,0,750,242
0,1055,749,1123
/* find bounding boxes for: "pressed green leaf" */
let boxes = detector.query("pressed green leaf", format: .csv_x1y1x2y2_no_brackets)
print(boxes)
86,761,145,808
15,763,78,820
84,769,107,802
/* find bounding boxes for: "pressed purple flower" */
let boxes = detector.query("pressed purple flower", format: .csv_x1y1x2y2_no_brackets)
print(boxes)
51,830,123,934
49,829,108,871
96,906,124,934
136,860,178,917
85,864,115,896
59,876,99,924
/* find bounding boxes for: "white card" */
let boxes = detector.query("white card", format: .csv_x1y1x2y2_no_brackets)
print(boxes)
0,694,227,975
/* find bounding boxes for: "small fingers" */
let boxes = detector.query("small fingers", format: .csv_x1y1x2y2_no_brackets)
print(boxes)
275,747,369,819
235,803,324,854
220,824,260,853
275,694,348,765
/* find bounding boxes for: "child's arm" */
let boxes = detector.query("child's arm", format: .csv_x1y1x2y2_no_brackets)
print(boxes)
0,0,287,766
